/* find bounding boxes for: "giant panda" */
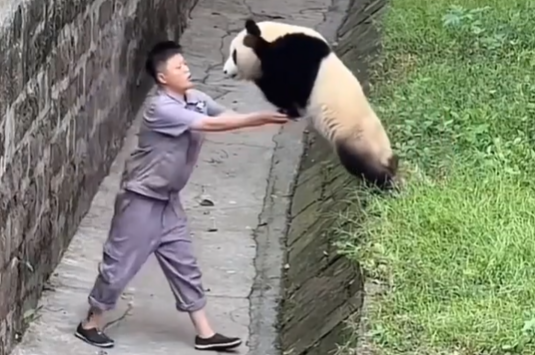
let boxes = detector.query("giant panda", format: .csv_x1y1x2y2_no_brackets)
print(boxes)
223,19,399,190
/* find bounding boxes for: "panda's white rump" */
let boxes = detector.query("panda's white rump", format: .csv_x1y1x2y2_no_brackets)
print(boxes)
307,53,393,167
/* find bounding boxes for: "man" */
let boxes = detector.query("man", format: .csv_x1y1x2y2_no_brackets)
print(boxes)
74,40,288,351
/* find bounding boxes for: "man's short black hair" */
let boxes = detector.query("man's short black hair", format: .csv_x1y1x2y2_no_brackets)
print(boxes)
145,40,183,83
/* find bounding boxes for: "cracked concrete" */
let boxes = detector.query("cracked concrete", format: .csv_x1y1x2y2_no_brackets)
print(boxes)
10,0,347,354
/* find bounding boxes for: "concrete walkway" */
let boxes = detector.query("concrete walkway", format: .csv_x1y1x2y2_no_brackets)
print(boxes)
11,0,345,354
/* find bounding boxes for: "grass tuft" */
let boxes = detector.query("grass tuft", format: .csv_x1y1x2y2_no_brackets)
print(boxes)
337,0,535,353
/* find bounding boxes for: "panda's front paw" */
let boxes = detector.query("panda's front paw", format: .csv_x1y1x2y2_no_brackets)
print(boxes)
278,108,300,120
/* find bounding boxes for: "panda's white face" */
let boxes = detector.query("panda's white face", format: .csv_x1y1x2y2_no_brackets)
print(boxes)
222,46,239,78
222,32,262,81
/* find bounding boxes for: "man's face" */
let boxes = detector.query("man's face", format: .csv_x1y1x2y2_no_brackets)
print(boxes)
158,53,193,91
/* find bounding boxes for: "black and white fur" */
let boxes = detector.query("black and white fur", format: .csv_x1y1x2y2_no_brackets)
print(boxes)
225,19,399,189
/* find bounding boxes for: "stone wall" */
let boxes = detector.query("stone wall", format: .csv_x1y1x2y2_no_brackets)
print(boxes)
0,0,197,353
280,0,386,354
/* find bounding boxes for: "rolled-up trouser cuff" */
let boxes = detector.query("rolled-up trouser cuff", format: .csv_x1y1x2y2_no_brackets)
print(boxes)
176,296,207,313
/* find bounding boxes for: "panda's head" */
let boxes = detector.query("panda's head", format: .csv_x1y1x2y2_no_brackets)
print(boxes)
222,19,328,81
222,20,266,81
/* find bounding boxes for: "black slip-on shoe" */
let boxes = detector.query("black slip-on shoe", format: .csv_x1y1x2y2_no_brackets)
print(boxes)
194,333,242,351
74,322,115,348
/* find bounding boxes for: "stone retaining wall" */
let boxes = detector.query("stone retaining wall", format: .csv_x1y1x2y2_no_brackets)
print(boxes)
0,0,197,353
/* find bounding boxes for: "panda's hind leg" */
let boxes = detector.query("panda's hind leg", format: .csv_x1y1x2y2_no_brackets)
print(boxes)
335,140,397,191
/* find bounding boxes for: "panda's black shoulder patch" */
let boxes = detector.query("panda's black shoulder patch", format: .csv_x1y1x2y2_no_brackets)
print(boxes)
254,33,331,114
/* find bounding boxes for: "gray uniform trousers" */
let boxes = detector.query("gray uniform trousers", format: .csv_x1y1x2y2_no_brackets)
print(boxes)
88,190,206,313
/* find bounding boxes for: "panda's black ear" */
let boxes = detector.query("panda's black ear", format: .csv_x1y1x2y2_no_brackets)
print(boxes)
243,34,267,51
245,19,261,37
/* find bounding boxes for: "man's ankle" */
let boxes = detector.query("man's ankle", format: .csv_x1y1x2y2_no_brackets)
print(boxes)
197,331,216,339
188,308,216,339
82,308,103,329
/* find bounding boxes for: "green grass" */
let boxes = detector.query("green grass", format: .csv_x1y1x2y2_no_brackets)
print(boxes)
336,0,535,353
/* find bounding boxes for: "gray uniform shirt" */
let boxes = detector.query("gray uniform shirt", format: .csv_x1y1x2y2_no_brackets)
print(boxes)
121,89,226,200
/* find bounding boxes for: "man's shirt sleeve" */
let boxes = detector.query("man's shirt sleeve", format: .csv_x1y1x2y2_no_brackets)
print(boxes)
145,99,204,137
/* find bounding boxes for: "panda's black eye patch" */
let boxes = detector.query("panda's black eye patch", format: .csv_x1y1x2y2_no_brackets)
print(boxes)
232,49,237,63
